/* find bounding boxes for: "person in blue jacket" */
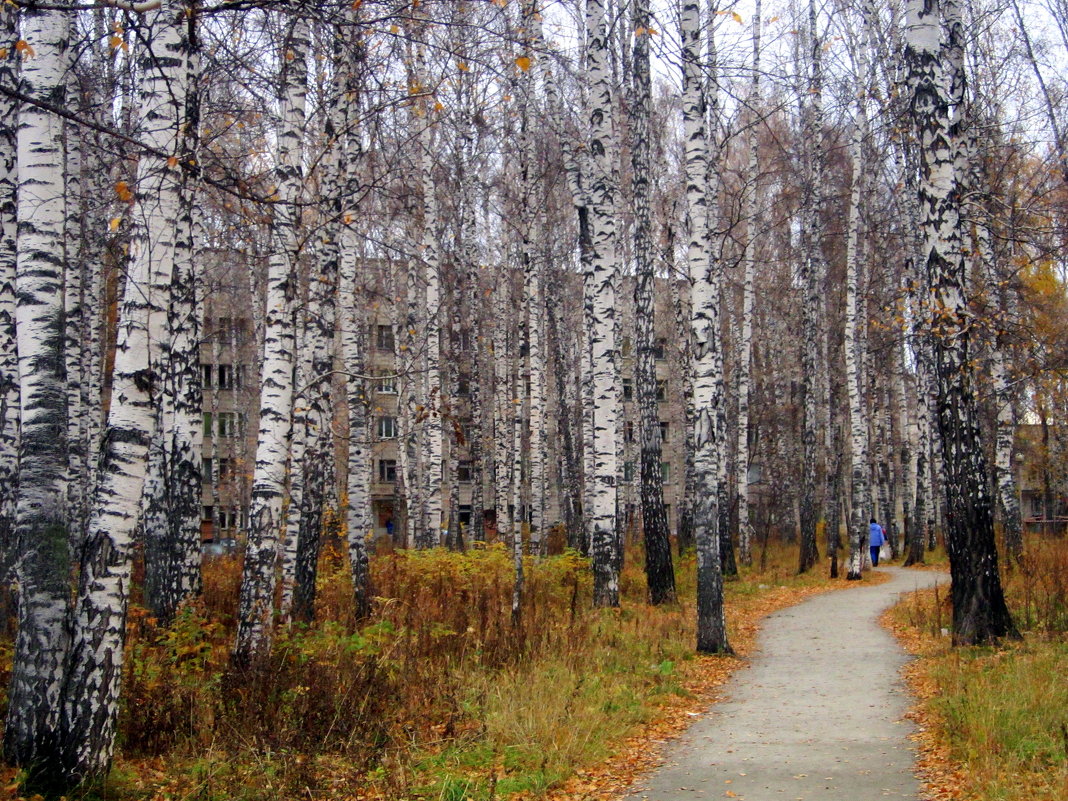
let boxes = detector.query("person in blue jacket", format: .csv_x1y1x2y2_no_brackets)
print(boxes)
869,518,886,566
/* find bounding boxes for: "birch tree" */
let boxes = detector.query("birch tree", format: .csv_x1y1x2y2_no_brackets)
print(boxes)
61,0,196,783
904,0,1016,643
520,0,547,556
340,16,372,618
143,8,203,625
682,0,728,652
796,0,825,574
233,15,308,666
843,92,870,582
586,0,621,607
415,23,444,551
4,7,72,777
735,0,762,567
632,0,674,604
0,4,19,578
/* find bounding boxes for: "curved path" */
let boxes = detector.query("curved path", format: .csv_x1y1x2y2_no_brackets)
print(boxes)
625,566,946,801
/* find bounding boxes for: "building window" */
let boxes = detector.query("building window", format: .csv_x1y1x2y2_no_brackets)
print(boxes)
376,324,395,353
378,459,397,482
218,412,240,438
653,337,667,360
623,461,635,482
459,330,472,352
218,507,239,530
660,421,670,443
459,505,472,527
376,372,397,394
458,421,473,446
624,421,634,442
457,374,471,397
202,364,214,388
203,412,213,437
218,364,234,389
458,460,473,482
661,462,671,483
656,379,667,402
218,457,234,480
622,377,633,400
377,416,398,439
203,457,213,478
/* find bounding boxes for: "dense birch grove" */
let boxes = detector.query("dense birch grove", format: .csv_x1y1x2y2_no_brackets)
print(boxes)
0,0,1065,789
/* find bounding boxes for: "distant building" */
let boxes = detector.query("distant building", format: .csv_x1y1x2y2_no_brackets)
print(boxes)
1013,423,1068,536
199,252,259,550
197,259,693,550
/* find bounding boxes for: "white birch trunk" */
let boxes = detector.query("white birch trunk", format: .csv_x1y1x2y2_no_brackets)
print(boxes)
735,0,762,567
280,308,310,616
291,49,345,621
417,87,443,550
520,1,546,555
632,0,675,604
843,116,869,581
683,0,728,651
894,336,915,557
233,17,307,665
144,14,202,624
339,18,371,616
493,278,513,542
4,8,72,773
61,1,192,782
797,0,825,573
905,0,1016,642
586,0,620,607
64,116,89,548
0,4,19,576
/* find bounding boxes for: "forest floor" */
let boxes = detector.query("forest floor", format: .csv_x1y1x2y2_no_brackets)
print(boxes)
0,546,995,801
611,566,945,801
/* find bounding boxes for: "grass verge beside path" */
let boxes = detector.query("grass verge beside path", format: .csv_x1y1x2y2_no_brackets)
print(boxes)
884,538,1068,801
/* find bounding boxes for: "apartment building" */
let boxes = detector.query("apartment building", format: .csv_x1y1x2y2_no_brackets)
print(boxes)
199,255,259,550
196,258,691,549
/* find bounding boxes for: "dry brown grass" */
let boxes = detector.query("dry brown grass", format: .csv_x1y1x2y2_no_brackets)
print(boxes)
886,535,1068,801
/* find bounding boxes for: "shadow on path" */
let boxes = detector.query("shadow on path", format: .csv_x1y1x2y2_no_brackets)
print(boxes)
624,566,947,801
